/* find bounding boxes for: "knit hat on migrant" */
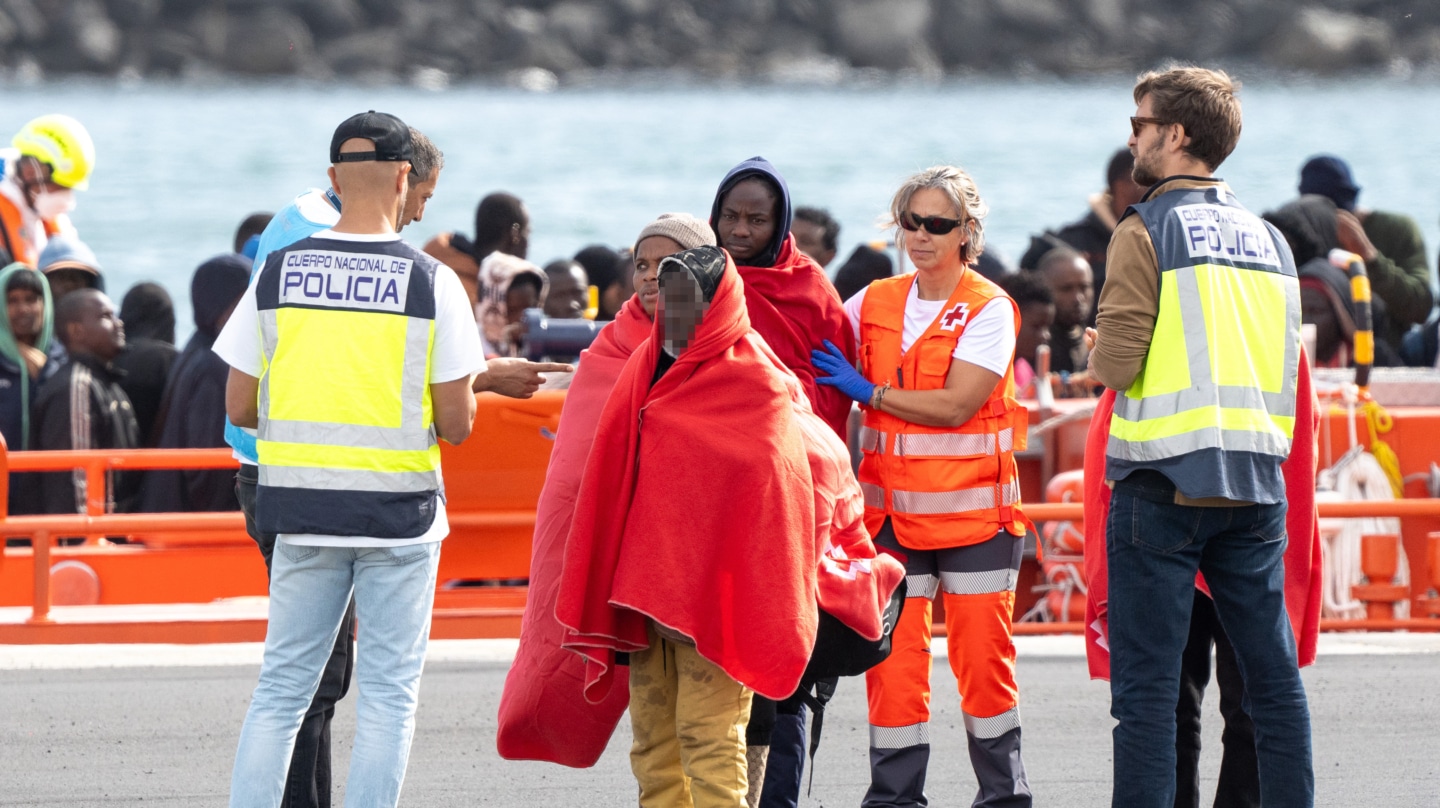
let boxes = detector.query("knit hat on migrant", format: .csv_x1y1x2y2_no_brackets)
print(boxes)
1298,155,1360,212
634,213,716,253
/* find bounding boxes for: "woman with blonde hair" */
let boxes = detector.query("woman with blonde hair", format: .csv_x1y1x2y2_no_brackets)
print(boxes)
813,165,1033,807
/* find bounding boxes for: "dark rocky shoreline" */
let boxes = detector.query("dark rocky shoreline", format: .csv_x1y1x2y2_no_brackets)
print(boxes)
2,0,1438,84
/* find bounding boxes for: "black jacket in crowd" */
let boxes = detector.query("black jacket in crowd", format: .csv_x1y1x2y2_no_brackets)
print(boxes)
29,353,141,514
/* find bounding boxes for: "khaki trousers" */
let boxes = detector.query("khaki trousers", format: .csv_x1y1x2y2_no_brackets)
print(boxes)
629,623,753,808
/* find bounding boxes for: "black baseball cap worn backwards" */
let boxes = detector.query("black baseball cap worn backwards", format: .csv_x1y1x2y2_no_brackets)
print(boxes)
330,110,413,164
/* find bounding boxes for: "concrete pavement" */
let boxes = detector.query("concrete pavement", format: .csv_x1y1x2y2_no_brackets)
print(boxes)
2,635,1437,806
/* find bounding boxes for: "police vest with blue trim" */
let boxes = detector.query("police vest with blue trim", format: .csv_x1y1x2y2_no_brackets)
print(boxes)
1106,182,1302,504
253,234,442,538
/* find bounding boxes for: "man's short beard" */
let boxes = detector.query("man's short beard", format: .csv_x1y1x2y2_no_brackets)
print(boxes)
1132,159,1161,188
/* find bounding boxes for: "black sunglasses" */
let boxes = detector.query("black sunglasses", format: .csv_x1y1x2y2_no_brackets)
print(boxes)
899,211,964,236
1129,116,1170,136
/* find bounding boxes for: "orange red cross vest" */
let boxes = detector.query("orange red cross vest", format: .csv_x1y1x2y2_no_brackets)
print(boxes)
856,270,1028,550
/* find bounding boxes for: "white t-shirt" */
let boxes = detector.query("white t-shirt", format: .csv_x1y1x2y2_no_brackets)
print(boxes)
214,230,487,547
842,280,1016,377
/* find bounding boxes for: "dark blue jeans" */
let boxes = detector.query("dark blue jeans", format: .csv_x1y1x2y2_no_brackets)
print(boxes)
1106,471,1312,808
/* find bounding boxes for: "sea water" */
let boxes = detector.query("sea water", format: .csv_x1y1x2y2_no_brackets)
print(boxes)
4,76,1438,338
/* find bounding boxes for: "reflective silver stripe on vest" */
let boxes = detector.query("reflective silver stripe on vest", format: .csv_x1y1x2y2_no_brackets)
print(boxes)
869,722,930,749
891,479,1020,516
860,481,886,510
963,707,1020,740
906,573,939,600
257,420,435,451
1106,425,1293,463
858,425,885,454
892,428,1014,458
940,568,1017,595
258,464,439,493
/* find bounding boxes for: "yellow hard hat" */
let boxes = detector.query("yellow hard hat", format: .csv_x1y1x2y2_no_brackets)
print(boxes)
12,114,95,191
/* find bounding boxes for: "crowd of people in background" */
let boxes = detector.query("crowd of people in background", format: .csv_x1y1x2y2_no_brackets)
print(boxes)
3,110,1439,529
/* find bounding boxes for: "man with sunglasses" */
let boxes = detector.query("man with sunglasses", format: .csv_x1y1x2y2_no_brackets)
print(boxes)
1088,67,1312,808
0,115,95,268
815,165,1032,808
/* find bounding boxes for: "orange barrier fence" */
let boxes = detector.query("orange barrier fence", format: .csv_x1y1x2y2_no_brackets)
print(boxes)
6,438,1440,642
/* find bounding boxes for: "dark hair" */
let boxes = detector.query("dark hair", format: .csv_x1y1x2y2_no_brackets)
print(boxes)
1133,65,1242,171
508,273,544,297
5,268,45,297
999,271,1055,309
474,192,527,251
119,282,176,344
1035,246,1087,275
794,206,840,252
544,258,586,284
574,244,621,291
1105,148,1135,189
833,245,894,303
233,212,273,253
54,288,101,335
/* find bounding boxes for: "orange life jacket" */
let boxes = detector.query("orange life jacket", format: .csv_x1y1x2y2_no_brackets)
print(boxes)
856,271,1027,550
0,191,37,267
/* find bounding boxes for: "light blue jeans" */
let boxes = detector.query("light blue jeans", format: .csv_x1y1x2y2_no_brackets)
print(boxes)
229,540,442,808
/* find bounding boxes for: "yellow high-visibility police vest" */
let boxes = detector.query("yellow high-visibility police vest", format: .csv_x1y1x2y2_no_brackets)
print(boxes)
1106,182,1301,504
253,234,441,538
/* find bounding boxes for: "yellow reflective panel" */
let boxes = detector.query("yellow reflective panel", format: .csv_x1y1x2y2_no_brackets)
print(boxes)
267,308,408,428
1196,264,1290,393
1127,272,1192,399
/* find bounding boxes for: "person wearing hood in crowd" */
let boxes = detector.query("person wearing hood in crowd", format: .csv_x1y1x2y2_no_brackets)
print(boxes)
424,191,529,311
1020,148,1145,318
497,212,716,767
477,253,548,358
1298,155,1433,353
114,281,177,446
709,156,858,802
140,255,252,513
556,244,901,808
833,244,895,303
1264,195,1402,369
38,234,104,301
0,115,94,268
815,165,1033,808
0,262,66,519
32,288,140,516
575,244,625,321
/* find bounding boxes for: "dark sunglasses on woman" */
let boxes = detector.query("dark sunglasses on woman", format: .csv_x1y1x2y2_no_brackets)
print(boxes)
899,211,964,236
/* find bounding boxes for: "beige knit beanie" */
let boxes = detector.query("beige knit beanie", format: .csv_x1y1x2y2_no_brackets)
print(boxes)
634,212,717,253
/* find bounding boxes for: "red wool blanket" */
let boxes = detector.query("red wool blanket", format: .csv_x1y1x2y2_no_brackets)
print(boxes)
495,296,651,767
1083,351,1323,678
557,254,821,703
736,234,857,439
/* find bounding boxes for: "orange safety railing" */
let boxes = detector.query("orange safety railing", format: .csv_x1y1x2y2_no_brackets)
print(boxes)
7,447,1440,637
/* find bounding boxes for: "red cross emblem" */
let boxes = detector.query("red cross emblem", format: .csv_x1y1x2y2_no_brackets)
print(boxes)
940,302,969,331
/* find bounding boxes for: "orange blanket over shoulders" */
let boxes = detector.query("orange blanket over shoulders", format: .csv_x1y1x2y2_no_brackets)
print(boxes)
495,296,651,767
1082,351,1323,679
556,255,820,703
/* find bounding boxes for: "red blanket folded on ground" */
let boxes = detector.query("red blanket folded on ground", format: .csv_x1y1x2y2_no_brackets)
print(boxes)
495,296,651,767
1083,352,1323,679
736,234,857,439
557,255,819,703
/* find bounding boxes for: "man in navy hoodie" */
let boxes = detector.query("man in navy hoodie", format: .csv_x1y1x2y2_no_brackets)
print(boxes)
710,157,857,807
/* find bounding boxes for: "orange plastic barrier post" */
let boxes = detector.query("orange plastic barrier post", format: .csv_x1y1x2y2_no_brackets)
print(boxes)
1352,533,1410,620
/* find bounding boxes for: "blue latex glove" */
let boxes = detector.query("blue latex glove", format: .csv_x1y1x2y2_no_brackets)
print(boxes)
811,339,874,404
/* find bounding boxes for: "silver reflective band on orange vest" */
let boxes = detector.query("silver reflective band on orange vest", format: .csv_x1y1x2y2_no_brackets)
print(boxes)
890,479,1020,516
1106,184,1301,503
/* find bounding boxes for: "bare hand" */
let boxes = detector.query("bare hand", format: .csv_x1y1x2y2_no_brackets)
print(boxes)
1335,210,1378,263
474,357,575,399
17,342,46,380
1083,327,1097,352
